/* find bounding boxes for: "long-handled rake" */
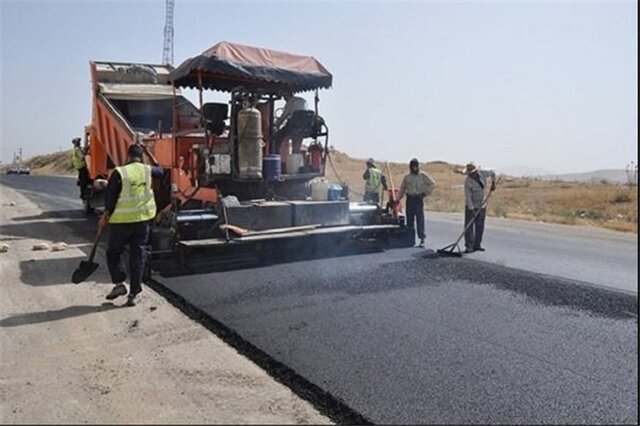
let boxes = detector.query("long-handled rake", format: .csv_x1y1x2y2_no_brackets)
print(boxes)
437,176,501,257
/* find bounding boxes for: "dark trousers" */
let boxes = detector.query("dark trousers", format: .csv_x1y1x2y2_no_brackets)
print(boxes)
406,195,425,241
464,207,486,250
363,191,379,204
106,221,151,296
77,166,90,199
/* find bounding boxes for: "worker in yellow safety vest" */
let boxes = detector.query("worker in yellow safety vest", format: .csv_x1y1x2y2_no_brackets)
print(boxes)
362,158,387,205
99,144,163,306
70,137,90,199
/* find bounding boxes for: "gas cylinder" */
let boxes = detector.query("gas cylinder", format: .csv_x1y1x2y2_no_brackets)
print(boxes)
237,106,263,179
309,144,322,172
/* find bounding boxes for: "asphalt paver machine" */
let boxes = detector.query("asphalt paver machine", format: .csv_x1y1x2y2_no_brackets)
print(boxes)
83,41,413,275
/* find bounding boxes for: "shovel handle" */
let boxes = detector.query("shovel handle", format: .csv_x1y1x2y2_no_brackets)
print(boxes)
87,219,106,263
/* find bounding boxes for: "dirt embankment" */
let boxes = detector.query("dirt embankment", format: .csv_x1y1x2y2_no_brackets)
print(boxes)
23,150,75,176
326,150,638,234
0,183,331,424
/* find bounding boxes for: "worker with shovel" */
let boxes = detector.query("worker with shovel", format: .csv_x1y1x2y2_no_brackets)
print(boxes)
463,162,496,253
99,144,163,306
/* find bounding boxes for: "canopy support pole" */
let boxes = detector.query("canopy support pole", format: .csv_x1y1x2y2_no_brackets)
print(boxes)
198,71,204,110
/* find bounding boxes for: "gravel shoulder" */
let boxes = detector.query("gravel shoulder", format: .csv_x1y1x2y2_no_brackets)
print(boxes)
0,183,330,424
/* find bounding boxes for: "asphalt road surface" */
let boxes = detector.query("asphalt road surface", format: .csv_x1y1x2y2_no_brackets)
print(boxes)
2,174,637,424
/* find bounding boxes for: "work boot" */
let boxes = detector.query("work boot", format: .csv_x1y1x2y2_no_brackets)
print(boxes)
105,284,127,300
124,290,141,307
464,248,474,254
417,239,425,248
474,247,486,251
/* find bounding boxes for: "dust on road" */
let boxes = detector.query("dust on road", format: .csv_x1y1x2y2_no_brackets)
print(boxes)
0,183,331,424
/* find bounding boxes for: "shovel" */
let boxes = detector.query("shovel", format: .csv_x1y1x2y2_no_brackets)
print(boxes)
71,219,106,283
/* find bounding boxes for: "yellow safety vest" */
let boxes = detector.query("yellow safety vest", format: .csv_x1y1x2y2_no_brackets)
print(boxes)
109,163,157,224
365,167,383,193
70,147,86,170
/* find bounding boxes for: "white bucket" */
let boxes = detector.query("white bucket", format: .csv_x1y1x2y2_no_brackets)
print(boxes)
311,179,329,201
286,153,304,174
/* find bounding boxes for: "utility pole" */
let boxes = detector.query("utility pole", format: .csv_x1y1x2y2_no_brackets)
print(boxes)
162,0,175,66
625,161,638,186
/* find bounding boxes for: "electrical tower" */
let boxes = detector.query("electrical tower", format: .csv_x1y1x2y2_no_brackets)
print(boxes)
162,0,175,66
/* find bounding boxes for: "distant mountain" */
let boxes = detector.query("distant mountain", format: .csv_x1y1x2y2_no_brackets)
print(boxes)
495,166,633,184
494,165,555,177
540,169,630,184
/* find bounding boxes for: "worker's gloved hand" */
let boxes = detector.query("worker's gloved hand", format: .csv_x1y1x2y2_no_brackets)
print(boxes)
491,180,497,191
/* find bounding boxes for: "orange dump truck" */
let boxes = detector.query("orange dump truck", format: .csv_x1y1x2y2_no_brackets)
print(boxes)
83,41,411,275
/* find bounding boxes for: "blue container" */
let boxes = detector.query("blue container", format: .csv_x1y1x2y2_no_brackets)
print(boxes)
327,183,342,201
263,155,281,181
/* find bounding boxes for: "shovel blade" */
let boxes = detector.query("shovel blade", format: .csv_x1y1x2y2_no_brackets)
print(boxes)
436,248,463,258
71,260,99,284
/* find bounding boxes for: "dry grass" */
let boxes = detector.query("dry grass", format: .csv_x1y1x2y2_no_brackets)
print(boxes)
24,150,75,176
325,149,638,234
7,148,637,234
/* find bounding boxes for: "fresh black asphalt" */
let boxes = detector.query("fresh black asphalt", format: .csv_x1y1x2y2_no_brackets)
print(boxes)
2,174,638,424
156,249,637,424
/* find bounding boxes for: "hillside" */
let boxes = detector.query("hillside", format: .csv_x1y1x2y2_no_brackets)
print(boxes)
5,148,637,233
23,150,75,176
324,150,637,233
539,169,630,184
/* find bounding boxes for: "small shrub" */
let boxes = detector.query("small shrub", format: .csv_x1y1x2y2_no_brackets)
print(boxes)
492,203,508,218
568,209,603,220
611,191,632,204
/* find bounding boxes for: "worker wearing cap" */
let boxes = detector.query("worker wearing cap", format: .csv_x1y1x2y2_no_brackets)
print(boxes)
99,144,163,307
398,158,436,248
463,162,496,253
70,137,90,199
362,158,387,204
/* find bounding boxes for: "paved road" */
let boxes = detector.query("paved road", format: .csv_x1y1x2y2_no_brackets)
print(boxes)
2,175,636,294
0,175,98,238
426,211,637,294
2,174,638,424
159,251,637,424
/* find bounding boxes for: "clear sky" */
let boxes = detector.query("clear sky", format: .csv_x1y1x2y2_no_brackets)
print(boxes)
1,0,637,174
